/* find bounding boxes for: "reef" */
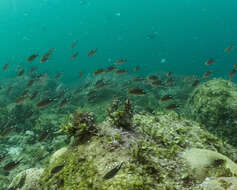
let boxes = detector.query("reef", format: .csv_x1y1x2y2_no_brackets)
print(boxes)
36,105,237,190
186,78,237,146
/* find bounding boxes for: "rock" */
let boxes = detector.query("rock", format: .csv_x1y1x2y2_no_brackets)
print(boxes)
200,177,237,190
182,148,237,180
8,168,44,190
186,79,237,146
50,147,68,164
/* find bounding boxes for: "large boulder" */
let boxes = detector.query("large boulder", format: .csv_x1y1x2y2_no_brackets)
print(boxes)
186,79,237,146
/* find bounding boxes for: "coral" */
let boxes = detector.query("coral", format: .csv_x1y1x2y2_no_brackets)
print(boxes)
186,79,237,146
8,168,44,190
60,108,96,145
107,99,133,130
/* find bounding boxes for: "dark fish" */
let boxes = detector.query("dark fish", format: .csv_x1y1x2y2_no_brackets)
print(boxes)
16,96,28,103
167,72,172,77
71,52,79,61
55,73,62,79
6,87,13,95
88,49,97,57
147,75,158,81
29,66,37,73
71,40,78,49
21,90,29,97
234,63,237,69
3,63,9,71
4,159,22,171
36,98,55,108
103,162,123,180
0,153,7,163
59,98,69,107
79,72,83,78
27,54,39,62
191,79,200,87
160,95,173,101
57,91,65,99
128,88,146,95
51,163,65,174
38,132,49,142
94,69,105,75
165,103,179,110
114,59,126,65
205,58,215,66
203,71,212,78
18,69,25,76
95,79,109,89
134,66,140,72
115,69,129,74
26,79,35,88
30,91,38,100
224,45,234,52
229,68,237,79
105,66,116,72
133,77,145,82
40,48,54,63
151,80,163,86
0,127,13,137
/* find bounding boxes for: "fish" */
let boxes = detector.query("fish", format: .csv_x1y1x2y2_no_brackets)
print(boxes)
26,79,35,88
114,59,126,65
205,58,215,66
79,72,83,78
36,98,55,108
229,68,237,79
30,91,38,100
0,127,13,137
95,79,109,89
224,45,234,52
57,91,65,99
55,73,62,79
3,63,10,71
128,88,146,95
40,48,54,63
29,66,37,73
133,77,145,82
115,69,129,74
160,95,173,101
88,49,97,57
27,54,39,62
203,71,212,78
165,104,179,110
94,69,105,75
0,153,7,164
167,72,172,77
16,96,28,103
59,98,69,107
18,69,25,76
234,63,237,69
38,132,49,142
51,163,65,174
105,66,116,72
6,87,13,95
150,80,163,86
103,162,123,180
134,66,140,72
191,79,200,87
3,159,22,171
71,40,78,49
147,75,158,81
71,52,79,61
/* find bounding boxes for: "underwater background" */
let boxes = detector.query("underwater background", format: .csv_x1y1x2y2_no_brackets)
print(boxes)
1,0,237,189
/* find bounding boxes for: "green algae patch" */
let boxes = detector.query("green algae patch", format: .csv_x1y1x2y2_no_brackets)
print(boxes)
186,79,237,146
